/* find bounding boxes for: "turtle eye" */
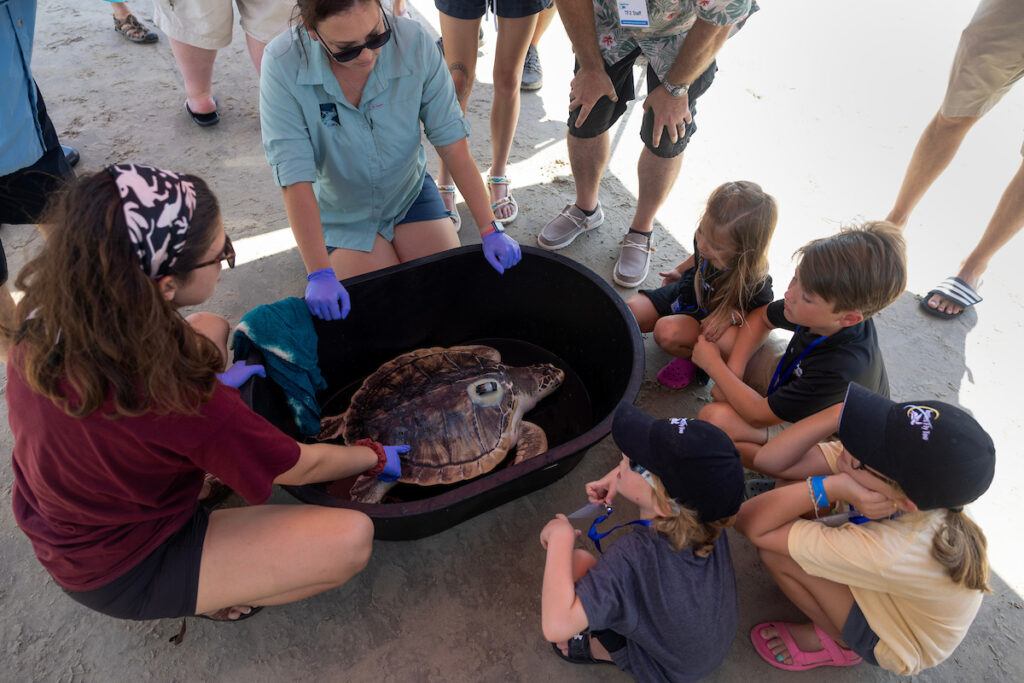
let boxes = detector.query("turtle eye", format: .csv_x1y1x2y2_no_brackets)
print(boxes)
475,381,498,396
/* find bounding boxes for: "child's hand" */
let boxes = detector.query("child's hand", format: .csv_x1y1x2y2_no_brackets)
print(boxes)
691,334,723,370
585,470,617,506
710,383,726,402
700,308,738,343
659,268,682,286
540,514,579,549
832,474,897,520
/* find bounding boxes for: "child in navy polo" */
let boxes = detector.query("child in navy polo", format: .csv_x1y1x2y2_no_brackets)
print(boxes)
540,403,744,682
691,221,907,467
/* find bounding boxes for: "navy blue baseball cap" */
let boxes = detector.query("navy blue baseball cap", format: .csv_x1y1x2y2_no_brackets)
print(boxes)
612,402,744,522
839,383,996,510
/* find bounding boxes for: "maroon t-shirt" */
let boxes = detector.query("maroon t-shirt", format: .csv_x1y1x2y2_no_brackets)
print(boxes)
7,357,301,591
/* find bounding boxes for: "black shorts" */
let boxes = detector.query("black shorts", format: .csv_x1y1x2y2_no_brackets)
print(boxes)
64,506,210,621
842,601,880,666
435,0,552,20
639,268,708,320
568,50,717,159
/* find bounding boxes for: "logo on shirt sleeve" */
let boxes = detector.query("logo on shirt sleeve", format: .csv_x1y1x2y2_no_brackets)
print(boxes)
905,405,940,441
319,103,340,127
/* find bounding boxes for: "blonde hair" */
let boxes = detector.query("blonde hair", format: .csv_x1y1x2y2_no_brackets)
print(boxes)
650,476,735,556
693,181,777,317
932,509,990,592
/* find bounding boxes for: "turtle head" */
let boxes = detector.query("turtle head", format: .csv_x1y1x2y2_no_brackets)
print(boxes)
509,363,564,411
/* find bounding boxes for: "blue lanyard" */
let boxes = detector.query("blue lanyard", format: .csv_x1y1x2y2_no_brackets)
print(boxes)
587,507,651,554
767,327,828,395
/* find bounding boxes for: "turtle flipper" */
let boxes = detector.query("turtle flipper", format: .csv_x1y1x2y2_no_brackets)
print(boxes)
348,475,396,504
512,421,548,465
318,411,347,442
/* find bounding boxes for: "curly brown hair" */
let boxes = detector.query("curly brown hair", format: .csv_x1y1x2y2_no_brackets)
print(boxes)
7,169,224,418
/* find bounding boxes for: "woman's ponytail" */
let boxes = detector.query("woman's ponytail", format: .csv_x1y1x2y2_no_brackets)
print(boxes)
931,509,990,592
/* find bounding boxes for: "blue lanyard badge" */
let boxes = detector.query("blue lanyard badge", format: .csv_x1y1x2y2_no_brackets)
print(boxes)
767,327,828,395
588,507,651,554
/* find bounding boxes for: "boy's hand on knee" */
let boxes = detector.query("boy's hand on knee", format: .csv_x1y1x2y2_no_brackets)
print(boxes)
701,308,738,343
692,334,723,370
540,514,578,550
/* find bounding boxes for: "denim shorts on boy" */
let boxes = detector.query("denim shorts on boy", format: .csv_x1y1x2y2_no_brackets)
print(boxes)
842,601,881,666
568,53,717,159
152,0,293,50
325,173,450,254
940,0,1024,153
435,0,553,20
65,506,210,621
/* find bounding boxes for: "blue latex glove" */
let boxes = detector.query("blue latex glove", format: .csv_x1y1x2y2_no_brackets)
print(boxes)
482,231,522,275
217,361,266,388
379,444,410,482
305,267,351,321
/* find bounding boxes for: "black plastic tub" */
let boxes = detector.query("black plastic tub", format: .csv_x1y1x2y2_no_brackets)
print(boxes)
240,245,643,540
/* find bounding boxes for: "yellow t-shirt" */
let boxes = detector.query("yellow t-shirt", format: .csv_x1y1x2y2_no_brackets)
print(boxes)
788,510,984,675
817,440,843,474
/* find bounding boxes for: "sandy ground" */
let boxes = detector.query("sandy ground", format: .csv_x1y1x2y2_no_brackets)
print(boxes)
2,0,1024,680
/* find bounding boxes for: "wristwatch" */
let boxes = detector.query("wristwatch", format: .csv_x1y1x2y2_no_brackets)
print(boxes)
662,81,689,98
480,220,506,237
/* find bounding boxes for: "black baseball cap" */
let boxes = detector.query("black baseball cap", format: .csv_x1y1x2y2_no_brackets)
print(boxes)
612,402,744,522
838,383,996,510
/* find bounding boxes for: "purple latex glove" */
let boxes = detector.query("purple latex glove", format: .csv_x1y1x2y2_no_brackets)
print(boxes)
305,267,351,321
379,444,410,482
217,361,266,388
482,231,522,275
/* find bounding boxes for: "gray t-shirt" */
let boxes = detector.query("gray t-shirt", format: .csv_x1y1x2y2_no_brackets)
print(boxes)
576,529,738,683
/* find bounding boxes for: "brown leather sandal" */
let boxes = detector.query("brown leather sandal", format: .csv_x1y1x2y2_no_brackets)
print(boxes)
113,13,158,44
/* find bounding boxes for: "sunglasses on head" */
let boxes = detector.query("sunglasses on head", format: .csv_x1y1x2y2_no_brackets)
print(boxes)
187,234,235,272
628,458,647,475
314,11,392,64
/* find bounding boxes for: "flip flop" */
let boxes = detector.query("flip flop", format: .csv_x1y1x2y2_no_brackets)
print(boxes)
551,631,616,666
750,621,862,671
920,276,982,319
656,357,698,390
169,606,263,645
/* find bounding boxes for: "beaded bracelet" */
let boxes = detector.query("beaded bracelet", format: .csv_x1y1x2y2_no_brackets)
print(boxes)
355,438,387,476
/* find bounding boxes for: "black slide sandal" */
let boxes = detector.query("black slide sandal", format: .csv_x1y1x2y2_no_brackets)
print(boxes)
551,631,616,665
920,276,982,319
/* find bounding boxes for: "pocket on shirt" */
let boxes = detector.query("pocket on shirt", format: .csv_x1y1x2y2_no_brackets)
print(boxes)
365,96,423,170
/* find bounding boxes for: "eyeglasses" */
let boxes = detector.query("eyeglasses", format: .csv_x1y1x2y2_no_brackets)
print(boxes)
188,234,235,271
313,12,392,64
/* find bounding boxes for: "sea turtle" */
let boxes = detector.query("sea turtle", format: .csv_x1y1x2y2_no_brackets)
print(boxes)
318,345,565,504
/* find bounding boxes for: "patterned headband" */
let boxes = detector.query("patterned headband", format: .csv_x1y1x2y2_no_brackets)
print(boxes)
107,163,197,279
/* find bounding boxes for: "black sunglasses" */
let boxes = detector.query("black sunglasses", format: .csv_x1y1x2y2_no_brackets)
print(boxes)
314,12,392,64
188,234,235,271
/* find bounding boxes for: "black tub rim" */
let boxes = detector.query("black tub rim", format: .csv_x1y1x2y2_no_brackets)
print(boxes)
268,245,644,518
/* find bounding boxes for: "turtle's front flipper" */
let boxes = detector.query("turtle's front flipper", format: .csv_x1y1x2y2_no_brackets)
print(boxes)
318,412,347,442
512,421,549,465
347,475,396,504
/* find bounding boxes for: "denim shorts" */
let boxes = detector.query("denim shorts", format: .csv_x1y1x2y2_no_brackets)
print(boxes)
568,50,717,159
64,506,210,621
435,0,552,20
842,601,881,666
326,173,450,254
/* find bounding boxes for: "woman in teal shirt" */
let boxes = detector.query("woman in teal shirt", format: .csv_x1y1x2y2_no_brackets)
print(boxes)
260,0,521,320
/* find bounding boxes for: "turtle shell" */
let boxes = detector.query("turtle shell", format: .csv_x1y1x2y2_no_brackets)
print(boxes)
340,345,527,486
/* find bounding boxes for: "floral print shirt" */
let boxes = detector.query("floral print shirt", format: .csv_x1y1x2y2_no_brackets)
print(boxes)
593,0,756,80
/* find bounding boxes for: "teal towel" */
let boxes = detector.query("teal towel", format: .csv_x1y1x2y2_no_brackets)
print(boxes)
233,297,326,436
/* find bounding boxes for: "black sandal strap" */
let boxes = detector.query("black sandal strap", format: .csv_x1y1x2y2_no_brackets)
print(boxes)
929,276,982,307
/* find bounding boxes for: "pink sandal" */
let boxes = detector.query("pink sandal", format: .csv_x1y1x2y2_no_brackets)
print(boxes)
656,357,698,390
750,621,862,671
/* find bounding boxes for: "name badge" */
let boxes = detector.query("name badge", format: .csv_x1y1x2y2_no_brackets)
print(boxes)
616,0,650,27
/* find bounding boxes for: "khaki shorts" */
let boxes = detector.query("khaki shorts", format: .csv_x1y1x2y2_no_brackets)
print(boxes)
941,0,1024,152
153,0,295,50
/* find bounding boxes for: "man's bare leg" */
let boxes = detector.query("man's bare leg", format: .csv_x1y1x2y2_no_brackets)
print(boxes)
929,158,1024,315
886,112,977,228
0,284,16,362
568,132,611,212
630,147,684,235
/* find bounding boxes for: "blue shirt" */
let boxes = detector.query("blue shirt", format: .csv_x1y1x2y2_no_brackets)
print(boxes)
259,16,469,251
1,0,46,177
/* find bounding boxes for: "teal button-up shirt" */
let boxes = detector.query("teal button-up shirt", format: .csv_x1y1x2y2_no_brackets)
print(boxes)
1,0,46,176
259,16,469,251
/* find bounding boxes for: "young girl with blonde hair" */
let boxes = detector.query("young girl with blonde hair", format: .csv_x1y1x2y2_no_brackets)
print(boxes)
539,403,744,680
627,180,778,390
737,383,995,674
